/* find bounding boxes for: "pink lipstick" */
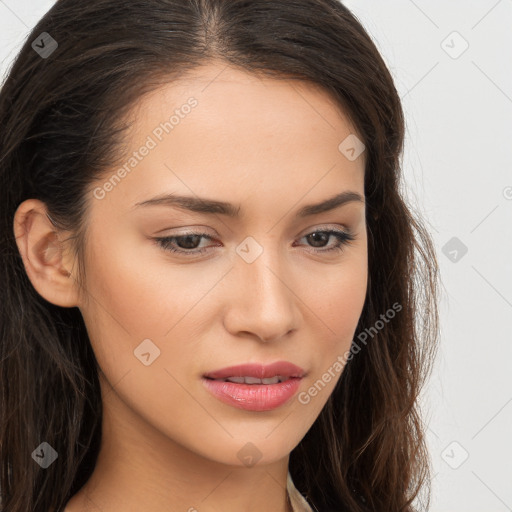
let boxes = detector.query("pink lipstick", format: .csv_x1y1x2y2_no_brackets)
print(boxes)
202,361,305,412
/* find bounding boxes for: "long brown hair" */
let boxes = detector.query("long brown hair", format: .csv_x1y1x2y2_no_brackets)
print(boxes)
0,1,439,510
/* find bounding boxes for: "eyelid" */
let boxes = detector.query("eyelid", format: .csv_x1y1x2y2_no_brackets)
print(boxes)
159,223,350,237
297,223,351,235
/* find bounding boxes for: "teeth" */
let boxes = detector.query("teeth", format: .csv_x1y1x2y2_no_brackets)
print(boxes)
245,376,266,384
216,375,289,384
225,376,246,384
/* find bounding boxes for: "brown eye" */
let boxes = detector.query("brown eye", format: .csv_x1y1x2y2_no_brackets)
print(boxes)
297,229,355,253
154,231,215,255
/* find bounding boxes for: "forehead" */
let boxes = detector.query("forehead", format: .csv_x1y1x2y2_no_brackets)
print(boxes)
129,61,362,152
90,62,366,224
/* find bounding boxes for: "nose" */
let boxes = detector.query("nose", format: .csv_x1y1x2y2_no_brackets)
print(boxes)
222,243,300,343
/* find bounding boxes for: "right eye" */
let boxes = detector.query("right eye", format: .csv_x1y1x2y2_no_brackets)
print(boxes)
154,231,217,256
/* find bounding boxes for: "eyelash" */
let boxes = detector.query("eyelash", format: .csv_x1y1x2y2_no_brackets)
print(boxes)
153,228,355,257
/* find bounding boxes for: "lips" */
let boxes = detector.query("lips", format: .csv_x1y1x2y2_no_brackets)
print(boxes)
203,361,306,381
202,361,306,411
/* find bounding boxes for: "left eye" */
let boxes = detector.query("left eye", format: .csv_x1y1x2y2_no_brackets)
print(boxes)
153,228,355,257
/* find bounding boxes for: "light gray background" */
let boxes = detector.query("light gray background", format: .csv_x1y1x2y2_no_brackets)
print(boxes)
1,1,511,510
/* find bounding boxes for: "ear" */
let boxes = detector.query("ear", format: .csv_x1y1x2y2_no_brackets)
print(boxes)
13,199,82,308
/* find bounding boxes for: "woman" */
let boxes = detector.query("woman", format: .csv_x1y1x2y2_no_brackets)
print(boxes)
0,1,439,511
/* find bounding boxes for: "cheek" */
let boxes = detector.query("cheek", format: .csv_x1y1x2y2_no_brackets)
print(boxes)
76,239,169,378
294,262,367,415
80,236,192,338
301,255,368,391
305,256,368,342
78,236,228,389
332,270,367,339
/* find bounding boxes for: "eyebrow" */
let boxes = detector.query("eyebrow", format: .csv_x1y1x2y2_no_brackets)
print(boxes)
133,190,364,218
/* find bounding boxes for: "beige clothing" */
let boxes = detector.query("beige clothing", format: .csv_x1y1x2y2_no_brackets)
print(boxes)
287,471,314,512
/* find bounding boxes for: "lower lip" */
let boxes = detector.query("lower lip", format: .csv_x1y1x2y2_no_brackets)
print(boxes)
202,377,302,411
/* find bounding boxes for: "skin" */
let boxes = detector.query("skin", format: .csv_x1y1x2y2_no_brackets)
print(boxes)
14,61,368,512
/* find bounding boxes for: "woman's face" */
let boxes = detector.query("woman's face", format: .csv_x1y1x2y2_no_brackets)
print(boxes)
78,62,368,467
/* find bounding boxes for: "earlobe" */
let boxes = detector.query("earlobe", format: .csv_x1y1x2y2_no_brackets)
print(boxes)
13,199,80,308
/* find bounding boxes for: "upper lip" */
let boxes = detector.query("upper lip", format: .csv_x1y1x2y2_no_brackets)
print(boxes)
203,361,306,380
